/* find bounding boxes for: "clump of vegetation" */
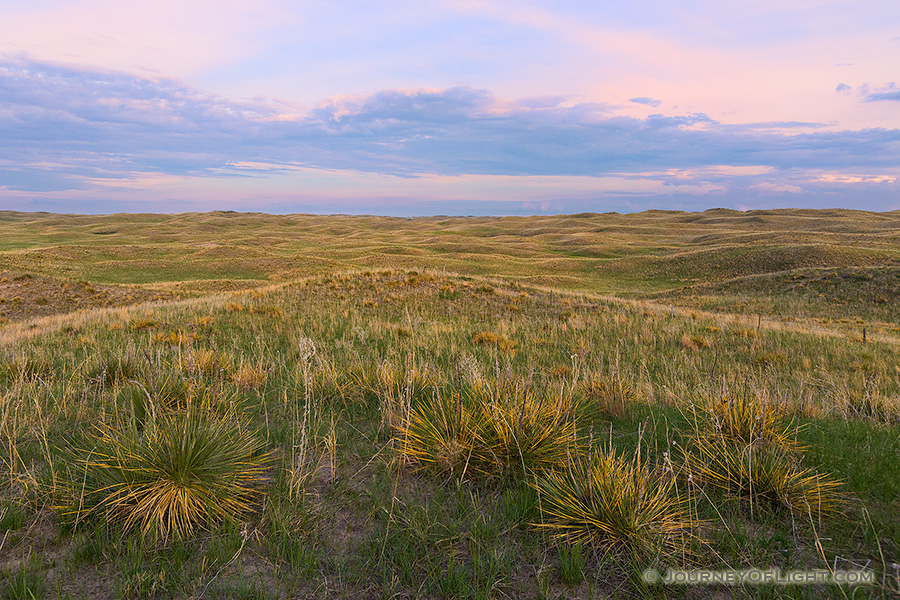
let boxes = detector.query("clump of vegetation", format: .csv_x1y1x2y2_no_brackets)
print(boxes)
399,382,585,479
128,317,159,331
231,361,269,389
87,351,144,387
839,388,900,425
684,391,802,453
531,447,695,565
472,330,517,352
0,352,54,382
397,387,478,477
578,372,641,418
62,405,270,541
473,382,583,478
687,438,843,517
681,392,842,518
184,347,221,377
0,555,45,600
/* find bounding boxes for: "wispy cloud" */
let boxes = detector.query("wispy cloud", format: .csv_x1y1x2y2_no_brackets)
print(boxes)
629,97,662,107
863,82,900,102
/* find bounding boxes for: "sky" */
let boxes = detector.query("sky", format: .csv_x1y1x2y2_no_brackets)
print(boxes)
1,0,899,215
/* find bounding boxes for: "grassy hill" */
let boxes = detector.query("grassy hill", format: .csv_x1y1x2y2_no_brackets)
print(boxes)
0,210,898,599
2,208,899,326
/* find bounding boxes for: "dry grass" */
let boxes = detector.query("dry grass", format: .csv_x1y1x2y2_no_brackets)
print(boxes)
579,372,641,418
231,361,269,389
0,219,897,597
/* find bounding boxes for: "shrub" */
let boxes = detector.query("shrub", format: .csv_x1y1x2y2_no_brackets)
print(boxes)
398,382,584,480
531,447,694,565
63,408,270,540
686,438,842,518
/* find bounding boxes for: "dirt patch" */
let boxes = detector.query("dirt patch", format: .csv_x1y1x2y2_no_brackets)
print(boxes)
0,271,175,324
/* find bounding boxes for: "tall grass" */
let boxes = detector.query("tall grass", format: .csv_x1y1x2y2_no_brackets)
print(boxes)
0,266,896,597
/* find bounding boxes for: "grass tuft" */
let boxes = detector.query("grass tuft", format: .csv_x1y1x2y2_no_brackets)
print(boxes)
231,362,269,389
578,372,641,418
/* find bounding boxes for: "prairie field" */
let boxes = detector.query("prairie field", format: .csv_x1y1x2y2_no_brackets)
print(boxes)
0,209,898,599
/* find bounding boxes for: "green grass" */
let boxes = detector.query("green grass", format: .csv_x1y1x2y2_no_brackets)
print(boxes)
1,555,44,600
0,210,898,598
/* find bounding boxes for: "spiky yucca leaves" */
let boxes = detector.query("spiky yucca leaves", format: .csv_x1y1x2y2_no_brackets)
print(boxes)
398,382,585,479
685,391,803,453
399,390,478,476
472,382,583,479
688,439,842,518
532,448,694,565
65,408,270,541
682,391,842,518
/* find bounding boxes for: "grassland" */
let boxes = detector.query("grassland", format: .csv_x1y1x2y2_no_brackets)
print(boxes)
0,209,898,599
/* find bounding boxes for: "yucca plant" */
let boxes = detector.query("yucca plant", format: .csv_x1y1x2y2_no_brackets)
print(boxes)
398,382,585,479
64,408,271,541
531,447,694,565
472,382,582,479
684,391,803,453
398,390,478,476
686,438,842,518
